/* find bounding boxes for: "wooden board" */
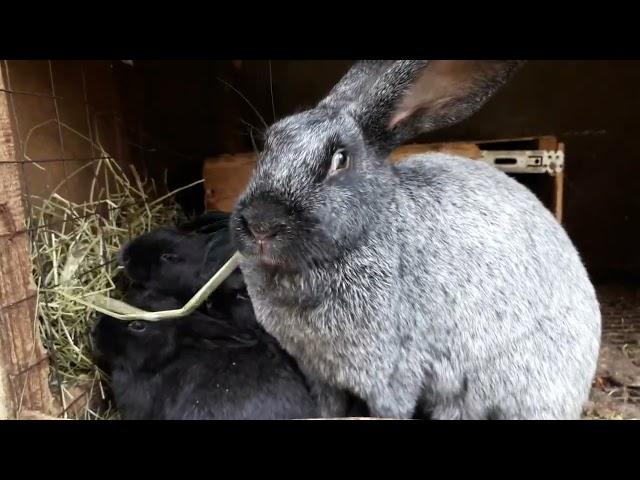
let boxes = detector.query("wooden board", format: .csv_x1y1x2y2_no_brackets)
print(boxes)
0,68,55,419
203,152,257,212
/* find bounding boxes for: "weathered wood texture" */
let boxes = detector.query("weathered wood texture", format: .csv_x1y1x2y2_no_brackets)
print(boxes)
0,68,55,419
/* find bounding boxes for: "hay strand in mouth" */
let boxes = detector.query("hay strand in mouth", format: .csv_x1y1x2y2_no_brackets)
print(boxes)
60,251,242,321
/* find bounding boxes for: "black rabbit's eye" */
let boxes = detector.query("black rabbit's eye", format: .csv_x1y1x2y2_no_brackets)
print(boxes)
328,149,349,176
128,321,147,332
160,253,178,263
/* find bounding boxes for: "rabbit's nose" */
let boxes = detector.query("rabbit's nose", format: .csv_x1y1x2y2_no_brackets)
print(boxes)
238,196,289,242
240,212,285,242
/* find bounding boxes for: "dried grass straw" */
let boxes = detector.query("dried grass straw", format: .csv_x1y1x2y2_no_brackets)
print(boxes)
26,119,200,419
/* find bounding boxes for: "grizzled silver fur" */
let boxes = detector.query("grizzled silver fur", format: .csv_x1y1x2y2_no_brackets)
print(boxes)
231,60,602,419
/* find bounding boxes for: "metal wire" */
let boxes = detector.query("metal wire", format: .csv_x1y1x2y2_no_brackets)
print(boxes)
0,201,140,239
0,60,196,418
0,87,63,100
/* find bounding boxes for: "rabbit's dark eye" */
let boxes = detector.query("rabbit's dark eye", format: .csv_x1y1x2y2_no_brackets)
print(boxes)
160,253,179,263
328,149,349,177
128,321,147,332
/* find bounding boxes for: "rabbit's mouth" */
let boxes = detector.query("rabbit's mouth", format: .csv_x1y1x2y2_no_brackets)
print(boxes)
236,237,302,272
248,241,285,267
257,252,284,268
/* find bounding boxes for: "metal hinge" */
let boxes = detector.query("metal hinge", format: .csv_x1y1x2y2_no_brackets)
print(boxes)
477,150,565,175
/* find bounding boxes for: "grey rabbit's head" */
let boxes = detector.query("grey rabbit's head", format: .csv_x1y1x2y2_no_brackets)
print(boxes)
231,60,523,271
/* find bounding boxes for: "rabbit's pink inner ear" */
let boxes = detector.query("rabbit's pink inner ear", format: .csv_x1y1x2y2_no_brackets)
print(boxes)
387,60,525,135
388,108,414,129
387,61,476,130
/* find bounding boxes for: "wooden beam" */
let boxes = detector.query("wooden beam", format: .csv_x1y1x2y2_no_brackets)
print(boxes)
0,67,55,419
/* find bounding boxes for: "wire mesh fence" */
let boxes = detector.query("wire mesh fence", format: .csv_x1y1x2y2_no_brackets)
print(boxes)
0,60,198,419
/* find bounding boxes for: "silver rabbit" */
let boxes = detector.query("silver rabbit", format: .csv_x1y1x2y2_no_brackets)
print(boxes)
231,60,601,419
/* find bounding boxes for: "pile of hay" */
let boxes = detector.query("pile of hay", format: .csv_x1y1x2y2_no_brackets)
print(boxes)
28,155,199,419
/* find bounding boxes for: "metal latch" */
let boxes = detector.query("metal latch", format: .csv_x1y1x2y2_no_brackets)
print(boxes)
477,150,564,175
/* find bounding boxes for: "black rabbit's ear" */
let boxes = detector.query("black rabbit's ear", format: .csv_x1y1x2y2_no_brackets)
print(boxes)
343,60,524,152
179,314,257,346
202,233,234,270
179,211,231,233
194,220,229,235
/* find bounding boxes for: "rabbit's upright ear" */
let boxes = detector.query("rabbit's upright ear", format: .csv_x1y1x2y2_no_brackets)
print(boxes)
335,60,524,152
319,60,397,109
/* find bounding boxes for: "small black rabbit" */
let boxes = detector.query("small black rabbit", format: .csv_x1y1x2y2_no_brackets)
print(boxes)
117,213,246,322
90,291,319,420
117,227,216,299
115,215,370,418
